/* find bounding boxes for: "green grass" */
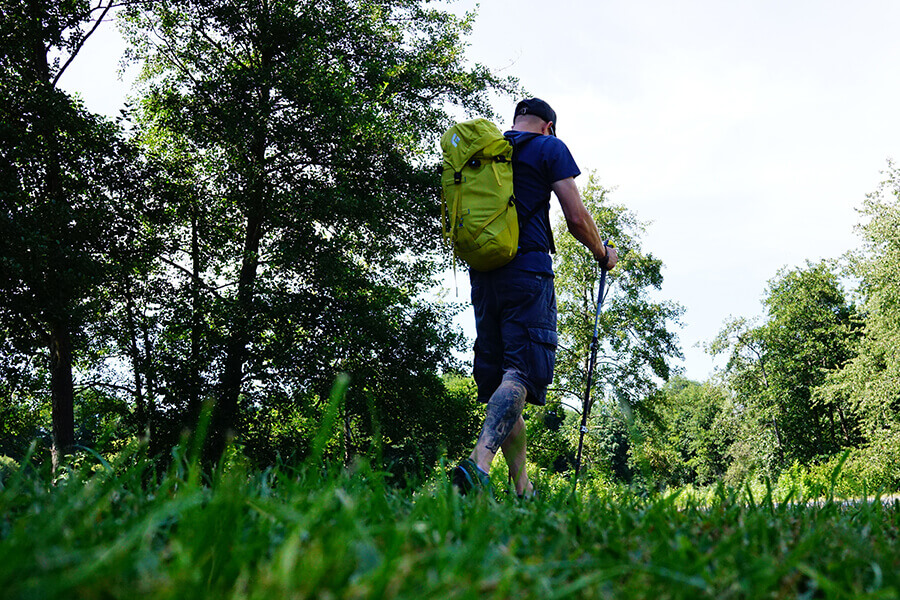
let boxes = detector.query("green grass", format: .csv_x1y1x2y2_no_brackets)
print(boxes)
2,443,900,599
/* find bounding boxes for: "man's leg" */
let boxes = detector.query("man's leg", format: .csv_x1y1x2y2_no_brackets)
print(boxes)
470,378,527,475
500,414,533,496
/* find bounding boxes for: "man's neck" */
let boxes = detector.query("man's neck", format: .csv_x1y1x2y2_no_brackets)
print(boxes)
512,124,545,135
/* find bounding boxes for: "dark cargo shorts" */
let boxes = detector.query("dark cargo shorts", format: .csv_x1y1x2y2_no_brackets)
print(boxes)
470,267,558,406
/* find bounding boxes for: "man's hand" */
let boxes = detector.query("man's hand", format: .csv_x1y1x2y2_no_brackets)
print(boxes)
595,245,618,271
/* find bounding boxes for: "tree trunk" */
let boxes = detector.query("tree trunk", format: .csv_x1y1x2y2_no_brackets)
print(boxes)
828,405,837,449
837,405,852,444
209,211,263,462
142,316,161,458
188,200,202,428
49,320,75,471
124,289,147,436
31,8,77,474
207,41,272,464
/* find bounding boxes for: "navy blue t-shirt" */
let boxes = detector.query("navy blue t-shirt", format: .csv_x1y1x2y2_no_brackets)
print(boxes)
498,130,580,274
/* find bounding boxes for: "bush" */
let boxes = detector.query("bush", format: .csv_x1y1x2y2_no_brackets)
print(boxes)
767,432,900,501
0,455,19,488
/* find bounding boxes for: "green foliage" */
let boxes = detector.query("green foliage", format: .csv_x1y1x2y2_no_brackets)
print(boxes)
710,261,860,476
526,400,576,474
437,374,483,459
825,161,900,439
640,378,734,487
0,455,18,489
114,0,516,465
0,0,156,460
583,404,634,482
3,447,900,599
0,0,519,474
0,367,46,460
769,430,900,500
762,262,861,456
552,175,683,410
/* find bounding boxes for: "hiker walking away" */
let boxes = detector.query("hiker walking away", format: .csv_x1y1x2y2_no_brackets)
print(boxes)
453,98,618,496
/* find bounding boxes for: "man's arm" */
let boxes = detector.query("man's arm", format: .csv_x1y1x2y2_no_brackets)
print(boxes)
552,177,618,269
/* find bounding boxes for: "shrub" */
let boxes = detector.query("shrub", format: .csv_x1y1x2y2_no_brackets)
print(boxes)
0,455,19,489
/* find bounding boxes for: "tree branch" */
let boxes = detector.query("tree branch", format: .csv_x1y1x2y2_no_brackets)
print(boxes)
53,1,115,87
196,25,251,71
76,379,135,395
158,256,225,299
558,400,583,415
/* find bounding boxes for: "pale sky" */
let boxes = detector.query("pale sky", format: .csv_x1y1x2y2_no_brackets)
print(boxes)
61,1,900,382
444,0,900,380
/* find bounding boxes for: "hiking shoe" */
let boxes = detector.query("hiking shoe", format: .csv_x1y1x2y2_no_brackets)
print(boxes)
452,458,492,496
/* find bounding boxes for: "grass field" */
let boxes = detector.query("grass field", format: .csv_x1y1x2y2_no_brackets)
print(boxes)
2,443,899,600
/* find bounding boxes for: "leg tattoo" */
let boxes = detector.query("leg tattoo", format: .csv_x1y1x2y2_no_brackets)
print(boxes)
479,379,527,454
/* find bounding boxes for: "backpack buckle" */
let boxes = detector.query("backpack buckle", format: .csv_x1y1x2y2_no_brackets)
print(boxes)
454,171,462,184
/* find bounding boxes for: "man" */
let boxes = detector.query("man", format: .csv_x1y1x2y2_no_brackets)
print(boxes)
453,98,618,497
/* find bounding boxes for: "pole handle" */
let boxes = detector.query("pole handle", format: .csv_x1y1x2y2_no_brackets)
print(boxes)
599,240,615,271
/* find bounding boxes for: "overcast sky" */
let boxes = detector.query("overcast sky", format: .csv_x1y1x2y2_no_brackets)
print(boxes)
441,0,900,380
61,0,900,381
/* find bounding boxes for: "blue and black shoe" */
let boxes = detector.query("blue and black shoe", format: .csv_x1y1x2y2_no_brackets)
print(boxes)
452,458,493,496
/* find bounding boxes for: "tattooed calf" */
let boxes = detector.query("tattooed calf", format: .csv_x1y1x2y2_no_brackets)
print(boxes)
479,380,527,454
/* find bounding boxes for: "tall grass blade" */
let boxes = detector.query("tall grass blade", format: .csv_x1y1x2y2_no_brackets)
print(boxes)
307,373,351,469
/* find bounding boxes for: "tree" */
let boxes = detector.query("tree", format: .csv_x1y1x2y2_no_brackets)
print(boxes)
763,262,859,458
121,0,515,463
550,174,684,476
710,261,859,474
526,400,576,474
825,161,900,439
0,0,148,468
640,377,734,486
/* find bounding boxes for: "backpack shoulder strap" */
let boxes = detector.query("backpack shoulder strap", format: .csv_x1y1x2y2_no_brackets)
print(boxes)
504,132,556,254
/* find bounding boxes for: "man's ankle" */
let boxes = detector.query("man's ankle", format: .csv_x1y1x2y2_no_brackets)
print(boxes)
469,452,492,475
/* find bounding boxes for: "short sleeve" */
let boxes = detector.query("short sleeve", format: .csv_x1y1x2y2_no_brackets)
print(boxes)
542,137,580,184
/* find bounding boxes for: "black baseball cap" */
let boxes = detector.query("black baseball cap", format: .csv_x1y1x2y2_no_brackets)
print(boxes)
514,98,557,136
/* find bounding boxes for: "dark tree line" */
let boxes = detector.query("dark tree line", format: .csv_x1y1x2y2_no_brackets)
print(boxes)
0,0,159,469
0,0,510,473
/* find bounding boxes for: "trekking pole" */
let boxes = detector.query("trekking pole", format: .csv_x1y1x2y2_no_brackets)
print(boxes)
574,242,613,485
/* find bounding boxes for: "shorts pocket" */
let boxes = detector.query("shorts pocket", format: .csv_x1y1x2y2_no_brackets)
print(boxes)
527,327,558,387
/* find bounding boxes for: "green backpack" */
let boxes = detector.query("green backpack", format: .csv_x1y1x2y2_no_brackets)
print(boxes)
440,119,519,272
